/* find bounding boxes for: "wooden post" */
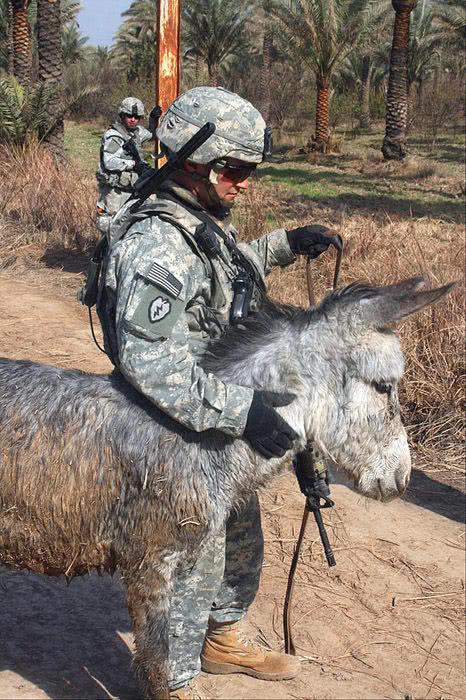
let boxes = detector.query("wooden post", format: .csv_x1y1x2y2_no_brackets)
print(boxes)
155,0,181,165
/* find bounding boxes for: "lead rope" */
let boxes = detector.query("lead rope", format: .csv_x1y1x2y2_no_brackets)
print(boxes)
283,245,343,656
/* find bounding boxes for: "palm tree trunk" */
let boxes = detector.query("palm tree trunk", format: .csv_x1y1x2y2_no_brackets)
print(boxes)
37,0,64,160
315,78,330,147
11,0,31,86
259,22,273,123
7,0,15,74
208,63,219,87
382,1,417,160
359,56,371,129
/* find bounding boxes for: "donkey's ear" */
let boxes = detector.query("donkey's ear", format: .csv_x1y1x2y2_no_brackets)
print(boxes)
361,281,456,327
380,276,427,296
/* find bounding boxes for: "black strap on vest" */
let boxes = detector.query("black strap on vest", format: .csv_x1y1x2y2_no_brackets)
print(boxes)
157,192,266,296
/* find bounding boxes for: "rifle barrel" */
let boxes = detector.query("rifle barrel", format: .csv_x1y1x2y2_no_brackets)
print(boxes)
133,122,216,204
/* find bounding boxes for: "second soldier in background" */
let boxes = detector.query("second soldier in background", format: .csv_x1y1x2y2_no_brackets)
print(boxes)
95,96,154,234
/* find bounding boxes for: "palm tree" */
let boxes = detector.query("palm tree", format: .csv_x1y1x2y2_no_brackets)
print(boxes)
338,3,391,129
61,0,81,24
433,0,465,46
37,0,64,158
258,0,275,123
408,0,444,98
62,21,88,64
381,0,417,161
182,0,252,86
272,0,377,149
112,0,156,82
0,73,52,144
0,0,13,72
11,0,32,86
338,53,377,129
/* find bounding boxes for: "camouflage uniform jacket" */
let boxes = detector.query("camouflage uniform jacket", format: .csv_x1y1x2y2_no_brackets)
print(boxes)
95,122,153,234
99,182,296,437
96,121,152,190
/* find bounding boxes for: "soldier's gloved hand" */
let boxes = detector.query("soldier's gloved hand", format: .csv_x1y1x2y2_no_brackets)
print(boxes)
286,224,343,259
244,391,298,459
148,105,162,135
134,161,150,176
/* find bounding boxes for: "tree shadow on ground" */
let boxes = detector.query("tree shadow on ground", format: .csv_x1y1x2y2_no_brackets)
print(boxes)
408,137,464,166
40,247,93,274
258,167,464,223
402,468,465,524
0,569,138,699
321,191,464,222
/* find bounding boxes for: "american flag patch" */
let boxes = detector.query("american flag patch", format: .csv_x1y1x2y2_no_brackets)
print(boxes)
145,262,183,298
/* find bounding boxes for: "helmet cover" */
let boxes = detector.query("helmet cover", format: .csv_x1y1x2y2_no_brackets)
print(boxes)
156,86,266,164
119,97,145,118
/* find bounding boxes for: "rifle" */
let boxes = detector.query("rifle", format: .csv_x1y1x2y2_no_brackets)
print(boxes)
122,136,144,165
79,121,216,311
130,121,216,206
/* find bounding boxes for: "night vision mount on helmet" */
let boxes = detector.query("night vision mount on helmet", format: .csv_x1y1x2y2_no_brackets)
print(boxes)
119,97,145,118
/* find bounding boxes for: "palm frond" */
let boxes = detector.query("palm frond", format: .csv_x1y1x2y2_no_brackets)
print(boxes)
0,74,55,145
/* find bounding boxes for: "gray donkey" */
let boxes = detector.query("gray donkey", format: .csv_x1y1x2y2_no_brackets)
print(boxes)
0,276,452,698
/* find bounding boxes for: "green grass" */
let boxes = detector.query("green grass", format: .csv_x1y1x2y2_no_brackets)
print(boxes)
65,120,464,224
258,127,464,223
258,159,464,223
64,120,102,177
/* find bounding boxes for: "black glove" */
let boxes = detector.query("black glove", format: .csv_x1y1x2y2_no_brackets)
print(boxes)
148,105,162,135
244,391,298,459
286,224,342,259
133,161,150,176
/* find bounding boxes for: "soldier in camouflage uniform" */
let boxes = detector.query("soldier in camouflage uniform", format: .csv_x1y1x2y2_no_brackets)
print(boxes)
97,86,341,698
95,97,154,234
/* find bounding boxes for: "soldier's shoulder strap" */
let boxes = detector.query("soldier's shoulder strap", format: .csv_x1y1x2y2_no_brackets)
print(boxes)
160,196,266,293
137,125,153,144
109,122,130,140
108,196,213,274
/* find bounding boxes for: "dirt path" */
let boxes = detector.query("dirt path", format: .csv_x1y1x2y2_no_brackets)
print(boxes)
0,273,464,700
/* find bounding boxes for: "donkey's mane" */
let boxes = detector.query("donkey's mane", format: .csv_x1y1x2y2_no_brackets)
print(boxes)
203,282,380,369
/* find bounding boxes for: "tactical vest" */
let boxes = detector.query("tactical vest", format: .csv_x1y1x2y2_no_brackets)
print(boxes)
96,122,144,190
97,192,266,365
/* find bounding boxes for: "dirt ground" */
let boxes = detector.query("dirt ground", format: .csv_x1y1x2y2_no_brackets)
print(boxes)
0,265,464,700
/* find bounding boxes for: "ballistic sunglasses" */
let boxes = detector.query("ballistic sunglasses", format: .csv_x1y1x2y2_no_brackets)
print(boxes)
211,160,257,181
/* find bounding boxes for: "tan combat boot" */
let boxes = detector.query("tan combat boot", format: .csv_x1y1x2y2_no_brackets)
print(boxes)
201,619,300,681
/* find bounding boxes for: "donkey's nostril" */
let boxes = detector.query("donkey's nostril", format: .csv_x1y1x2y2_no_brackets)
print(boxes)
376,478,384,500
395,467,409,494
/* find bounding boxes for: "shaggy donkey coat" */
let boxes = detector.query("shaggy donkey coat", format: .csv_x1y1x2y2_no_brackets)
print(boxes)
0,278,452,698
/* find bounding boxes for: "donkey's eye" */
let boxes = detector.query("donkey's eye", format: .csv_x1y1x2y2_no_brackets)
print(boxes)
373,381,391,395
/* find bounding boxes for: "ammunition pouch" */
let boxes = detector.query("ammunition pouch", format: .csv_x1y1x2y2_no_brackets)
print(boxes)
96,168,136,191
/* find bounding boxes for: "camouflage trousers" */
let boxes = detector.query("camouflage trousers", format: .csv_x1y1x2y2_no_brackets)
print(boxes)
168,494,264,690
96,185,132,235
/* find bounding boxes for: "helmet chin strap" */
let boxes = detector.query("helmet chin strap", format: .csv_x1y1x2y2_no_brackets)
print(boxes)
182,167,233,213
208,169,219,185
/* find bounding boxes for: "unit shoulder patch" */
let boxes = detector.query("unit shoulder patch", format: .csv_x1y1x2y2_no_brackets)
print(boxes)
106,136,124,154
149,296,171,322
126,266,186,340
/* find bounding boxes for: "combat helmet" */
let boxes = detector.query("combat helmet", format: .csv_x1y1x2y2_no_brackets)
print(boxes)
157,87,268,165
118,97,145,118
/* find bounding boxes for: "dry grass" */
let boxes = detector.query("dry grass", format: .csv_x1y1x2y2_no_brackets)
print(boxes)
0,141,97,257
0,143,463,473
236,181,465,469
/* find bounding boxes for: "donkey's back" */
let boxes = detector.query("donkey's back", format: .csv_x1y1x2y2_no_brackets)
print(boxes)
0,358,199,576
